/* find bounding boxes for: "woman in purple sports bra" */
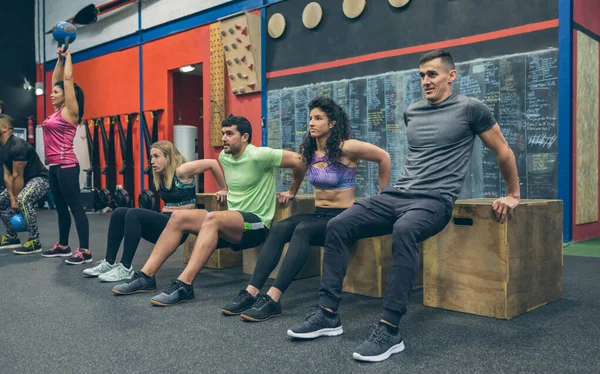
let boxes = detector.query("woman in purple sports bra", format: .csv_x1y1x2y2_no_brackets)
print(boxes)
221,96,391,321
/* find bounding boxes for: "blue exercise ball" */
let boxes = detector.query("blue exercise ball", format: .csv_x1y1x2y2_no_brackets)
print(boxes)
10,213,27,232
53,21,77,46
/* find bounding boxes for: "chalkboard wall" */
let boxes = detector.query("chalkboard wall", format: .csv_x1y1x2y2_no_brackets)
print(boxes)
267,49,559,200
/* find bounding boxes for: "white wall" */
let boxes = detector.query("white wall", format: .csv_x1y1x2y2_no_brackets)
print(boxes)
142,0,233,29
43,0,138,59
36,0,233,62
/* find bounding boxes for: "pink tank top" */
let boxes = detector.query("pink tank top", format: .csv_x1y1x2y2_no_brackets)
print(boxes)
42,110,79,166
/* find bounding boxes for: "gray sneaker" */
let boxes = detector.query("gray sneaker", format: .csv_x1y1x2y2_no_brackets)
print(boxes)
150,279,195,306
287,306,343,339
98,263,134,282
112,270,157,295
83,259,116,277
352,324,405,362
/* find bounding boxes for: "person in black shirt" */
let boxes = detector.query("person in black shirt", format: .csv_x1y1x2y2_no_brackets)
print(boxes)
0,114,50,254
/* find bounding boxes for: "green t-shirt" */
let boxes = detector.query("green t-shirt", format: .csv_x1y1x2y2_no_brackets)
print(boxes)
218,144,283,228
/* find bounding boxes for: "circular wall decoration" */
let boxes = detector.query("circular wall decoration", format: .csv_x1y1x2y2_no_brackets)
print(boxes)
343,0,366,19
389,0,410,8
268,13,286,38
302,2,323,29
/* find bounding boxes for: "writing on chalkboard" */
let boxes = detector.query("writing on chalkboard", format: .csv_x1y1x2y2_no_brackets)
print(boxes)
267,48,558,199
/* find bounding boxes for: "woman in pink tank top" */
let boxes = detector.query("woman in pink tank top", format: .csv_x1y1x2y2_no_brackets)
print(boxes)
40,46,92,265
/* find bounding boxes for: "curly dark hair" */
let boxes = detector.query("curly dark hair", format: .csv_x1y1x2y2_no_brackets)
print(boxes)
300,96,350,167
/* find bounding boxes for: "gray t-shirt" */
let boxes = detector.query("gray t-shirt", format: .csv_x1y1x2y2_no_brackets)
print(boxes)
394,93,496,204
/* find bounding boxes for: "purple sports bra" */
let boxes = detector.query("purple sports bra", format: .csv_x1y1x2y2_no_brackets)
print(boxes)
307,154,357,190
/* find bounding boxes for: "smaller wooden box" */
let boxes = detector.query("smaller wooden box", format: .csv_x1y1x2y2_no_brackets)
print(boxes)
423,199,563,319
243,195,321,280
182,193,243,269
320,237,424,298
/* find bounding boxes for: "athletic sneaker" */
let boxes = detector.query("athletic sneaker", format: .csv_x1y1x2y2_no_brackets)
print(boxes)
352,323,405,362
83,259,117,277
287,306,343,339
98,263,134,282
41,243,72,258
13,239,42,255
0,235,21,250
112,270,157,295
65,248,93,265
220,289,258,315
150,280,195,306
240,294,282,322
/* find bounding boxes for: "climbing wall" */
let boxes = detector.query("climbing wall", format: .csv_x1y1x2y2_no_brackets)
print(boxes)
219,12,262,95
209,22,226,146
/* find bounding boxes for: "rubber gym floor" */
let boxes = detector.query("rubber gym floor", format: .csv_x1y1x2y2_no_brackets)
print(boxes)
1,210,599,373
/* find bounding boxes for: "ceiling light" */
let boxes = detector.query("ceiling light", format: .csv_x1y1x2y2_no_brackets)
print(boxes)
179,65,195,73
35,82,44,96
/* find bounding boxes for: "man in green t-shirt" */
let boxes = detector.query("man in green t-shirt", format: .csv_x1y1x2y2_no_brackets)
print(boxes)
112,115,306,306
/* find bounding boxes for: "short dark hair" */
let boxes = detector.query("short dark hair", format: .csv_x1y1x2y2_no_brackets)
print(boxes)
0,100,4,113
221,115,252,143
419,49,455,70
0,114,14,129
54,81,85,123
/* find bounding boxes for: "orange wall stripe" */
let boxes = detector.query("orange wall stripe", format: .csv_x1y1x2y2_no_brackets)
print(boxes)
267,19,559,79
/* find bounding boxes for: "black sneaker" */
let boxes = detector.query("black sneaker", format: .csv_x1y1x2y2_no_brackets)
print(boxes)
287,306,343,339
13,239,42,255
240,294,282,322
150,279,195,306
352,323,405,362
112,270,157,295
220,289,258,315
41,242,72,257
0,235,21,250
65,248,93,265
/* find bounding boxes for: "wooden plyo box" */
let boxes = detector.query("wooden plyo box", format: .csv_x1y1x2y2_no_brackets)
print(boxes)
321,237,424,298
182,194,243,269
243,195,321,281
423,199,563,319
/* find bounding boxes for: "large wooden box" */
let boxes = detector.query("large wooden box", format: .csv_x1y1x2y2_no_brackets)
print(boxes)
243,195,321,281
321,237,424,298
182,193,243,269
423,199,563,319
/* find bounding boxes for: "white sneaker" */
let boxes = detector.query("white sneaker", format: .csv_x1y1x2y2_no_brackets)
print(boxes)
98,263,134,282
83,259,117,277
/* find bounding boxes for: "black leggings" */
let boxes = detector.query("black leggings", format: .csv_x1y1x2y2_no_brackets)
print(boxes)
249,207,345,294
49,165,89,249
105,207,189,268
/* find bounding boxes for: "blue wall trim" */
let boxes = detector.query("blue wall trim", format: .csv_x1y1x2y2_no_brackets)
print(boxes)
558,0,572,242
44,34,141,71
261,3,267,146
138,0,145,193
43,0,46,118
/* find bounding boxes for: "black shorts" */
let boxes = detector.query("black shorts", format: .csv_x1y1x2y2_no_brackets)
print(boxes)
215,211,269,251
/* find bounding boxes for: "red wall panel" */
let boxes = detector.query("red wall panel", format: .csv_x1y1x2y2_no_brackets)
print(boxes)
142,15,262,193
36,13,263,203
573,0,600,36
41,47,140,197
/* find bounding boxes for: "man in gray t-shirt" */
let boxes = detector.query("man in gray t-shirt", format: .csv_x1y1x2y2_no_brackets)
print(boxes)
288,50,521,363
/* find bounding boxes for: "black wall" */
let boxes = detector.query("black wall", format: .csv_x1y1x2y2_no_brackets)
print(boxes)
266,0,559,89
0,0,36,127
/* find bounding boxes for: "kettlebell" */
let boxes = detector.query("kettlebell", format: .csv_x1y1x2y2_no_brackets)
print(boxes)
52,21,77,48
10,213,27,232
